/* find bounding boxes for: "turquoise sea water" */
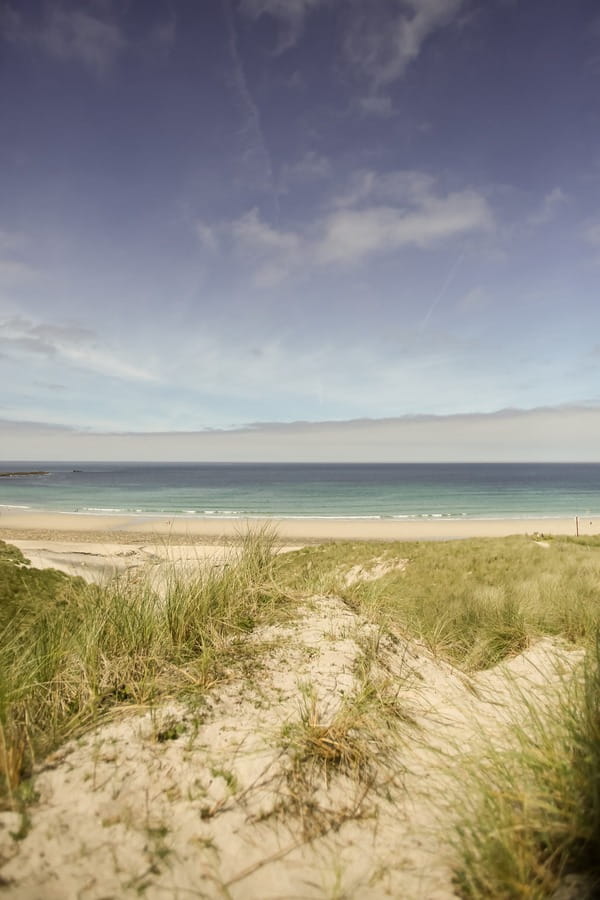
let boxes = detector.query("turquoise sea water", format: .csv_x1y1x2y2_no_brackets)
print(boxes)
1,462,600,520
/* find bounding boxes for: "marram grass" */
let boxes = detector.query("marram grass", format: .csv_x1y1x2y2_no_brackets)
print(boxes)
275,535,600,669
453,632,600,898
0,529,285,804
2,530,600,896
275,535,600,893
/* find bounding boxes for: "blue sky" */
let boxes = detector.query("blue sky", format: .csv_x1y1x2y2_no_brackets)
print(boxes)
1,0,600,459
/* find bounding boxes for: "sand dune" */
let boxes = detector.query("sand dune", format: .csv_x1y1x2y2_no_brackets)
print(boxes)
0,522,593,897
0,582,582,898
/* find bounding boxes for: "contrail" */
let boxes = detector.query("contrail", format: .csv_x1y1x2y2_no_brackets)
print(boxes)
419,250,464,330
222,0,280,220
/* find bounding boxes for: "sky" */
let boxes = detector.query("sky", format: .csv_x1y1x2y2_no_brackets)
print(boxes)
1,0,600,461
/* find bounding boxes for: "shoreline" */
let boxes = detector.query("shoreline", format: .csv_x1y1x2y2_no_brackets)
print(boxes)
0,507,597,542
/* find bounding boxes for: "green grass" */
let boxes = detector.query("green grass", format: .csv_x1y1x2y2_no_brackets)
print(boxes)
275,535,600,669
0,529,285,805
453,632,600,898
2,530,600,896
0,540,89,632
274,534,600,893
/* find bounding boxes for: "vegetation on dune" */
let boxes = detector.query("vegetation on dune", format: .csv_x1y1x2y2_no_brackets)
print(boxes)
0,530,286,806
275,534,600,895
453,633,600,898
0,541,87,631
1,531,600,895
275,534,600,669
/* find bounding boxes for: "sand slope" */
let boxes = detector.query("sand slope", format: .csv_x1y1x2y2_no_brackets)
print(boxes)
5,539,302,587
0,583,581,900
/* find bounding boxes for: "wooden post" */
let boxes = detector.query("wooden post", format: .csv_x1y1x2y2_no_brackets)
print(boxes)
576,516,579,537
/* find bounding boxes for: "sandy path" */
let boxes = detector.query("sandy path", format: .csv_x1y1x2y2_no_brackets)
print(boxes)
0,592,581,899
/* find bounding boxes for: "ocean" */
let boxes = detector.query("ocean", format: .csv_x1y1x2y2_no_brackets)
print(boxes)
1,462,600,520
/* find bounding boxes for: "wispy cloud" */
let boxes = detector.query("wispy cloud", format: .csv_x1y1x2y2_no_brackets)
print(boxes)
317,193,490,264
457,285,491,313
39,6,126,74
1,2,179,73
583,221,600,247
279,151,332,188
319,169,492,263
0,258,38,286
195,222,219,253
331,169,436,208
1,2,127,76
419,250,464,330
238,0,325,53
159,328,462,418
227,208,302,285
206,170,492,283
238,0,465,79
224,0,278,211
357,95,396,117
343,0,465,86
528,187,567,226
229,208,300,252
0,315,157,382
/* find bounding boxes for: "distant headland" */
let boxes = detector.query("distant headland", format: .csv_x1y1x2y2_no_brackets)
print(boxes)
0,471,50,477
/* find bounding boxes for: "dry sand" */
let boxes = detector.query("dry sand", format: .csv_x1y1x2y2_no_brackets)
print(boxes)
2,508,595,586
1,507,597,545
0,513,304,584
2,538,275,587
0,580,581,899
0,514,591,897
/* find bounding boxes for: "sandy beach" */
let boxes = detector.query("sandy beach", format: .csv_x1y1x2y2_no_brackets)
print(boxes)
1,507,596,543
1,508,595,584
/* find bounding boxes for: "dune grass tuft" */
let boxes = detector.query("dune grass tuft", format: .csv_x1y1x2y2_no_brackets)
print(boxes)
0,529,284,805
274,533,600,890
3,529,600,895
275,535,600,670
453,632,600,898
279,677,405,841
